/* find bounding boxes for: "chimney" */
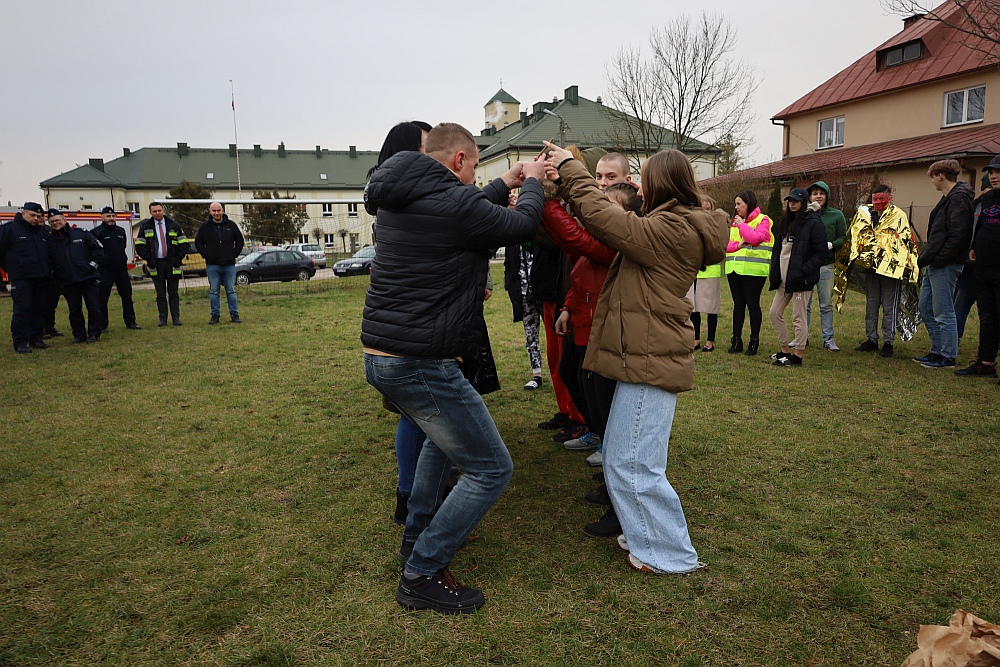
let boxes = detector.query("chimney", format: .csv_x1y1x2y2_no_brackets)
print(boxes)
177,142,189,156
315,145,322,158
229,144,237,157
253,144,262,157
520,111,529,128
89,158,105,172
596,96,603,105
123,148,130,157
533,101,545,116
278,142,286,158
564,85,579,106
903,13,925,28
349,145,357,159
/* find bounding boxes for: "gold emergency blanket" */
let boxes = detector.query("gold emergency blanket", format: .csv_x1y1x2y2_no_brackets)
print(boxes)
834,204,922,341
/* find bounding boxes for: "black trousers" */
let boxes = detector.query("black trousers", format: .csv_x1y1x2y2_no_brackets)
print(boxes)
975,265,1000,363
559,342,590,428
43,279,62,332
582,369,617,439
9,278,48,347
63,279,102,339
98,266,137,328
151,259,181,323
728,273,767,339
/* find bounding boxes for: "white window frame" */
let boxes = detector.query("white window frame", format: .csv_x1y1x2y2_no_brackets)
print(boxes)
323,233,336,248
943,85,986,127
127,202,140,214
816,116,845,150
298,234,309,244
322,203,333,217
347,203,359,218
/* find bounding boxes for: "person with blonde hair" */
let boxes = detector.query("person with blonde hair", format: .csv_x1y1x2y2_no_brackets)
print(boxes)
543,141,728,574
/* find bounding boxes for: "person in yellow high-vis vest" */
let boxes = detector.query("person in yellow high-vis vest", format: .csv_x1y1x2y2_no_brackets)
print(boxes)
725,190,773,356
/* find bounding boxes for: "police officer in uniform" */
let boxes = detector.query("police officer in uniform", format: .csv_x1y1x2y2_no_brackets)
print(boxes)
0,202,53,353
92,206,140,331
46,210,105,343
134,202,188,326
40,209,66,339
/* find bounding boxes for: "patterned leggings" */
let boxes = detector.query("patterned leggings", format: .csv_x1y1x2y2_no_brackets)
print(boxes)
519,250,542,374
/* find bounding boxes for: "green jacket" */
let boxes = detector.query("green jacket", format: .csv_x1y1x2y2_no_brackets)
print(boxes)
809,181,847,265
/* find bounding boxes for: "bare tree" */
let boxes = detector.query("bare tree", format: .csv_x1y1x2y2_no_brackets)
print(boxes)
880,0,999,64
603,12,760,166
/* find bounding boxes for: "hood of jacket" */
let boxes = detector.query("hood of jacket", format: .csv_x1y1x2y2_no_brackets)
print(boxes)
808,181,832,208
206,214,234,225
365,151,463,214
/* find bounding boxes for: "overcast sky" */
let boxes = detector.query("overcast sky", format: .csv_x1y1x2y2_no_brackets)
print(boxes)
1,0,907,206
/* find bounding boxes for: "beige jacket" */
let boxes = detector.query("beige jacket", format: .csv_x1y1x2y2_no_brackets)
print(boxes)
557,159,729,393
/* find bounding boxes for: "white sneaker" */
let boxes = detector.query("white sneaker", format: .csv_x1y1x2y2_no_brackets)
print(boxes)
617,534,629,551
586,449,603,467
824,339,840,352
564,431,601,451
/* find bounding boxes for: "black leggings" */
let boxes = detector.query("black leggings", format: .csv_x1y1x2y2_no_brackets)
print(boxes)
728,273,767,339
690,312,718,342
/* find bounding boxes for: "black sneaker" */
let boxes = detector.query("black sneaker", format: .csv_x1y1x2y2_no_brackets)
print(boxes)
14,344,32,354
585,484,612,506
954,361,998,377
71,336,87,344
537,413,570,430
30,340,50,349
912,352,937,364
854,339,879,352
231,313,242,324
125,323,141,330
86,336,99,343
396,568,485,615
583,507,621,538
552,423,587,443
209,315,220,325
878,342,894,358
773,354,802,367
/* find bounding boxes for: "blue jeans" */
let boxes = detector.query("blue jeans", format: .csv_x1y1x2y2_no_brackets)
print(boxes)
395,415,427,494
364,354,513,576
604,381,699,573
206,264,238,317
918,264,963,359
806,263,835,342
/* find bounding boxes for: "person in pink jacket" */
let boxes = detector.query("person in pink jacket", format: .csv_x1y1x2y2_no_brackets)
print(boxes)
725,190,773,356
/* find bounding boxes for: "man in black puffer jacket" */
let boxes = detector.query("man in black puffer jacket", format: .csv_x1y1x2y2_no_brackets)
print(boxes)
913,159,975,368
195,203,245,324
0,202,52,353
363,122,545,615
46,210,105,343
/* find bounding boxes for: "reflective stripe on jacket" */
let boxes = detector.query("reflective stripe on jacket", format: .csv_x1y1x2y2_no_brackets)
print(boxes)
725,211,773,276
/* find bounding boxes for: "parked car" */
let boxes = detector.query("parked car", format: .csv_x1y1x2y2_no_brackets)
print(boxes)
333,245,376,277
283,243,327,269
234,249,315,285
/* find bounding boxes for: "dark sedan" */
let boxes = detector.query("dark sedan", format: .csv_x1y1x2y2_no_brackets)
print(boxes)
235,249,316,285
333,245,375,277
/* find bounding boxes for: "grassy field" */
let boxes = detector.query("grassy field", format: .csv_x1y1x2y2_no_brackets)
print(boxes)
1,267,998,666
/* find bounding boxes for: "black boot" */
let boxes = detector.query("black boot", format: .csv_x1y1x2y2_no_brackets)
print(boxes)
745,338,759,356
394,489,410,526
727,336,744,354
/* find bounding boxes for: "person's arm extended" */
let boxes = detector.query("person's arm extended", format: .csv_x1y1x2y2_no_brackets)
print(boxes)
541,200,616,266
459,178,545,249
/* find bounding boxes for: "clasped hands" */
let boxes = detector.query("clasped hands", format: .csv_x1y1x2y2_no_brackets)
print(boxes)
500,140,576,188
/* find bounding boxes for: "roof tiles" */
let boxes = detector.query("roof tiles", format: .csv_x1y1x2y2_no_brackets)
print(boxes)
774,0,995,119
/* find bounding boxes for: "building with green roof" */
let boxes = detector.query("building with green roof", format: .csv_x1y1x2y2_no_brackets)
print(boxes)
40,143,379,249
473,85,721,186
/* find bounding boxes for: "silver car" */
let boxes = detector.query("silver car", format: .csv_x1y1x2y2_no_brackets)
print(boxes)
283,243,327,269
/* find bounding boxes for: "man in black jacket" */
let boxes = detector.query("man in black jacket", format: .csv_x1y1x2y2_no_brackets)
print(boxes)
913,159,975,368
362,122,546,614
135,202,189,326
92,206,140,331
0,202,52,353
46,210,104,343
195,203,245,324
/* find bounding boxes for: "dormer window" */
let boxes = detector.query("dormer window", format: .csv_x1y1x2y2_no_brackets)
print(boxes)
882,40,922,68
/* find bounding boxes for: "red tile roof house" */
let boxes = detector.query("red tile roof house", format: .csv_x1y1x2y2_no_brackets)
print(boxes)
701,0,1000,235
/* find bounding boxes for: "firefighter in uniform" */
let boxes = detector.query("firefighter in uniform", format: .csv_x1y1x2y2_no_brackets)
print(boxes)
135,202,189,326
0,202,53,353
93,206,140,331
46,210,105,343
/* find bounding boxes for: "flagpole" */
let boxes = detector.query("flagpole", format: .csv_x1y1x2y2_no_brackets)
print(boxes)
230,79,242,197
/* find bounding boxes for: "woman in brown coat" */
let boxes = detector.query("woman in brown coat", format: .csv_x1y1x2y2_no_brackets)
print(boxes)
543,142,729,573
